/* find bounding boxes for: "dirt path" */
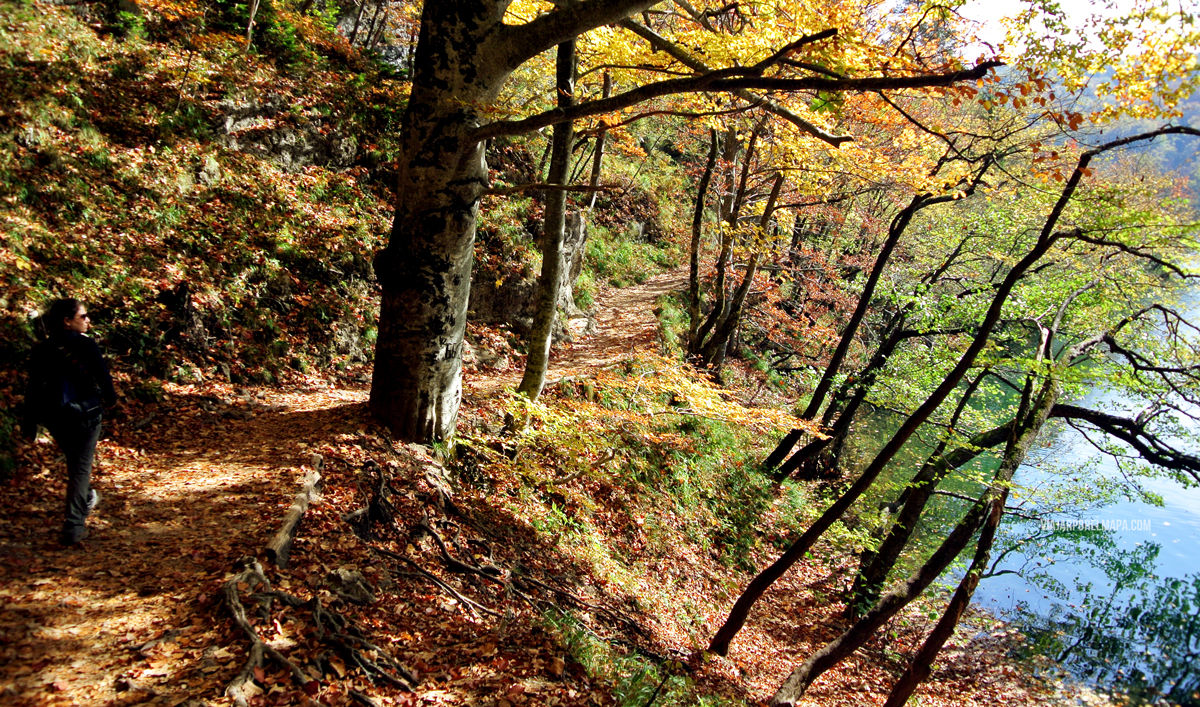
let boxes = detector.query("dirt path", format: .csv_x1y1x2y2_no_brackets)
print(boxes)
0,385,378,706
0,270,691,707
0,268,1065,707
464,267,689,396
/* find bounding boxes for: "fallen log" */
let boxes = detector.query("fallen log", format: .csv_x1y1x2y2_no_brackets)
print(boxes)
266,454,324,568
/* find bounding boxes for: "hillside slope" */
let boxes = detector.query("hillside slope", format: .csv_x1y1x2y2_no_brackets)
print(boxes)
1,3,1086,706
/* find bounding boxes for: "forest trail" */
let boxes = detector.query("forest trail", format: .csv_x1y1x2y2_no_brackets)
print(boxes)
463,267,690,397
0,268,694,706
0,267,1063,707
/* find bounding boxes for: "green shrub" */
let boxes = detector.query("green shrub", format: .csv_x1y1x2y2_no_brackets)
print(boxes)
113,11,147,41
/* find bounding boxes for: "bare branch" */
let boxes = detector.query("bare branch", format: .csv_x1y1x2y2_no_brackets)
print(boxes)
618,19,852,146
1052,403,1200,482
482,182,619,197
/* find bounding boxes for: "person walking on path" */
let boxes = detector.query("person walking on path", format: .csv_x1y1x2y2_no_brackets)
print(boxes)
21,298,117,546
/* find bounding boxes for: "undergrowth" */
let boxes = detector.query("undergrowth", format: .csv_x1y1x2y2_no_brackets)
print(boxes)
0,0,405,473
447,355,831,674
543,609,737,707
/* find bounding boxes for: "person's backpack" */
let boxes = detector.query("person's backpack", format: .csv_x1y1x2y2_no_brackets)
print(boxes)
38,338,103,430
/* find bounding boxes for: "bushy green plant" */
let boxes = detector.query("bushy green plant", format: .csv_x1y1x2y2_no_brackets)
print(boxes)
113,11,146,41
654,292,688,358
541,609,726,707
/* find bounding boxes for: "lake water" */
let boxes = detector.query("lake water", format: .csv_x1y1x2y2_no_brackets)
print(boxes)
975,386,1200,613
969,322,1200,701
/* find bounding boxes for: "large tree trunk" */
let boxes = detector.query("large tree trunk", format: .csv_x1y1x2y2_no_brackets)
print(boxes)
518,39,576,401
369,3,513,441
368,0,658,442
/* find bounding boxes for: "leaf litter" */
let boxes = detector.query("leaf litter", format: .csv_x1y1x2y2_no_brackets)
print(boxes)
0,275,1101,707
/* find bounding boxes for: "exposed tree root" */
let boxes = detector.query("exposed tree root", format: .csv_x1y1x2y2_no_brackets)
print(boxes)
222,558,311,707
221,557,415,706
345,454,662,671
265,455,324,568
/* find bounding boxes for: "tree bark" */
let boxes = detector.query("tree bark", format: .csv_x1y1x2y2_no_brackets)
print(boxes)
586,71,612,211
688,128,719,345
369,2,517,441
518,38,577,401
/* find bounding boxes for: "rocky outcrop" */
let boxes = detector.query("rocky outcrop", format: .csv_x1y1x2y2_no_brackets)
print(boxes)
468,210,593,340
217,95,357,171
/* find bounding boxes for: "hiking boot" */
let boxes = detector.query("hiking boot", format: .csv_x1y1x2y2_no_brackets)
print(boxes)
59,527,89,546
86,489,101,514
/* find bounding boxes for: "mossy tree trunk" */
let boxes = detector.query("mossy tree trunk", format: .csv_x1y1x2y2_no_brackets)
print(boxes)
368,1,657,441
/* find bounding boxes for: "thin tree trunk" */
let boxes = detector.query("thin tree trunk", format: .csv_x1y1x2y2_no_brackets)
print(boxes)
569,138,595,184
770,492,999,704
349,1,368,45
771,365,1060,706
882,486,1008,707
692,120,761,355
407,21,416,75
698,173,784,367
586,71,612,211
362,2,385,50
801,192,934,420
707,154,1088,654
688,129,718,346
844,418,1012,616
774,313,910,481
368,2,391,49
536,132,553,182
245,0,263,48
517,38,576,401
843,371,989,610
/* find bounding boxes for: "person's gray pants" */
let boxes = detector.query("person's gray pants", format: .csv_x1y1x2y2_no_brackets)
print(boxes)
47,418,102,542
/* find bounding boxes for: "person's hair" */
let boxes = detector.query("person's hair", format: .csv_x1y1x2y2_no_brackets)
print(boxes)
45,298,83,330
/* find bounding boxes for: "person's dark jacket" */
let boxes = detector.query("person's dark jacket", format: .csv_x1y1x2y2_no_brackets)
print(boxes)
21,331,116,436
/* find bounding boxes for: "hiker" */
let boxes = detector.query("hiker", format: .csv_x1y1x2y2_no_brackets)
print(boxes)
21,298,117,546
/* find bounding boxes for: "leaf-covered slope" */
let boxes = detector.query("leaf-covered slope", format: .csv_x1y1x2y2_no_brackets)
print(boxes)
0,0,409,471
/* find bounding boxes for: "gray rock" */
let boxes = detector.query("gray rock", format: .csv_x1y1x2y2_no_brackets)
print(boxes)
198,155,221,186
325,568,376,605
